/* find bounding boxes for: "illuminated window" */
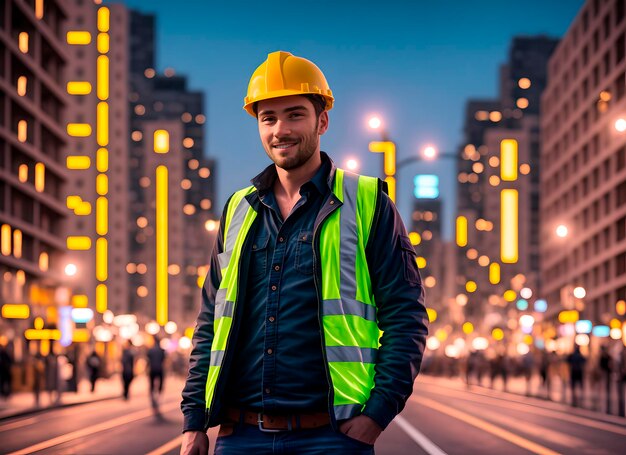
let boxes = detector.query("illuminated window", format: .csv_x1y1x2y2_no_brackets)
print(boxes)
18,120,27,142
136,217,148,228
17,76,27,96
139,177,150,188
144,68,155,78
39,252,49,271
516,98,529,109
474,111,489,121
181,112,192,123
518,77,531,89
183,204,196,215
137,286,148,297
18,164,28,183
131,131,143,141
200,199,212,210
188,159,199,170
489,111,502,122
181,179,192,190
195,114,206,124
183,138,194,148
134,104,145,115
199,167,211,178
19,32,29,53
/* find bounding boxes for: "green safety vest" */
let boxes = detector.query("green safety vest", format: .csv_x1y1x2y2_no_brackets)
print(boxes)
206,168,379,422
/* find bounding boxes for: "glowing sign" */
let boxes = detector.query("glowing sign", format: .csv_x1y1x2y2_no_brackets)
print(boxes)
413,175,439,199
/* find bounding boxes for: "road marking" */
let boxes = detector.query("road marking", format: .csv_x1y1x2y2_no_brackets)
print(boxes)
6,401,180,455
421,384,626,436
0,417,39,433
413,396,561,455
146,435,183,455
394,414,448,455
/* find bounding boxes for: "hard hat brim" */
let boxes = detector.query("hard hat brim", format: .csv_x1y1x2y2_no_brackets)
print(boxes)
243,90,334,117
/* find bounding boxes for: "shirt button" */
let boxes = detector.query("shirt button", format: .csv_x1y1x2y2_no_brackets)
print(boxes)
278,236,285,242
329,200,335,205
274,265,280,271
268,316,275,322
271,285,277,291
252,244,257,250
267,348,273,355
265,388,271,394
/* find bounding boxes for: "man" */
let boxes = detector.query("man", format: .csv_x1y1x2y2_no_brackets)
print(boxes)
181,51,428,454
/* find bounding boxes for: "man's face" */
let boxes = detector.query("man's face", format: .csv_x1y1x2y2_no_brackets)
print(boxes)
257,95,328,170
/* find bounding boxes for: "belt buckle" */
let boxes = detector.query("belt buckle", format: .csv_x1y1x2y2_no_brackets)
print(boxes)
257,412,284,433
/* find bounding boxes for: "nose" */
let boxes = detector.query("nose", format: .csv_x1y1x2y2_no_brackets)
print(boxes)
274,119,291,138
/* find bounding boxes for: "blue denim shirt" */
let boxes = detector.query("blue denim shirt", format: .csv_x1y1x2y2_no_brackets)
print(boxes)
224,157,331,412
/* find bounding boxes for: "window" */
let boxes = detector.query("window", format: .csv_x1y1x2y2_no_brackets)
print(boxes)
618,217,626,242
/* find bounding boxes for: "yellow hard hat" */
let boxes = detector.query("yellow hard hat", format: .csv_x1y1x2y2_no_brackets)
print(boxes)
243,51,334,117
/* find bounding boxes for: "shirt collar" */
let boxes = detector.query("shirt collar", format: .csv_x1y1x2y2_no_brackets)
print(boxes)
250,152,333,196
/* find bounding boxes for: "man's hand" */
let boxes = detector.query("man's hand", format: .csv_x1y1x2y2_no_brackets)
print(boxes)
180,430,209,455
338,414,383,445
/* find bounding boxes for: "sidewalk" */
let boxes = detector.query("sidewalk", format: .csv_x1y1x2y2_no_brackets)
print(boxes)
0,374,125,420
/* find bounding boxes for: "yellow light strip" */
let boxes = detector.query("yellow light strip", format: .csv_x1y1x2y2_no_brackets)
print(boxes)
66,31,91,45
96,284,107,313
501,139,518,182
96,238,107,280
71,295,88,308
96,197,108,235
72,328,91,343
66,156,91,169
97,102,108,146
17,76,27,96
154,130,170,153
24,329,61,341
97,7,110,32
456,216,467,247
67,236,91,250
501,189,518,263
97,148,108,172
13,230,22,258
97,56,109,100
67,81,92,95
96,174,108,195
97,33,109,53
19,32,29,53
35,163,45,192
2,304,30,319
38,252,49,271
74,201,91,216
35,0,44,20
18,164,28,182
17,120,27,142
67,123,92,137
1,224,11,255
489,262,501,284
156,165,169,325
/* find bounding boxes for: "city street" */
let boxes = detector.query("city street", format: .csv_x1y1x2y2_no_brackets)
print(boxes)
2,374,625,455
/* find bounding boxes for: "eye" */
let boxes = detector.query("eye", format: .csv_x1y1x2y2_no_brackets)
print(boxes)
289,112,304,119
261,116,276,124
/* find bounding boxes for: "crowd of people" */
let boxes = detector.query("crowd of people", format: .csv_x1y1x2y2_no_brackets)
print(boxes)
423,343,626,413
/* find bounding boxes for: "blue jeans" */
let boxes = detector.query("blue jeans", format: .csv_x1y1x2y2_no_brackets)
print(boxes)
214,422,375,454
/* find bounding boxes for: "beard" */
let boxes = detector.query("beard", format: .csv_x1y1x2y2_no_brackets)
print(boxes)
264,121,319,171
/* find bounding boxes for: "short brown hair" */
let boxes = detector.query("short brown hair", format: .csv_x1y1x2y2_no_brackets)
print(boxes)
253,94,327,118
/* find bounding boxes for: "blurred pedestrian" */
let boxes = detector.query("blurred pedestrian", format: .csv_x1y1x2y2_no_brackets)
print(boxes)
599,345,613,413
522,350,535,396
147,338,166,407
0,344,13,399
567,345,586,407
86,350,101,393
121,342,135,400
466,350,478,388
33,351,45,406
539,349,556,400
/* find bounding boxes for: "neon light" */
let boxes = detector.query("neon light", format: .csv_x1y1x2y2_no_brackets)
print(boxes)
456,216,467,247
156,165,169,325
97,56,109,100
96,284,107,313
59,306,73,347
67,123,92,137
97,148,108,172
154,130,170,153
17,76,27,96
96,238,107,280
67,81,92,95
67,236,91,250
96,174,108,195
385,176,396,203
66,31,91,45
66,156,91,169
18,32,29,53
13,230,22,258
18,120,27,142
97,7,110,32
96,197,108,235
97,102,108,146
489,262,500,284
35,163,45,192
501,189,518,263
1,224,11,255
501,139,518,181
71,308,94,323
97,33,109,53
1,304,30,319
71,295,88,308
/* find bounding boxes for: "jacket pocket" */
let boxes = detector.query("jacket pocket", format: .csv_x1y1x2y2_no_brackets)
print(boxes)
295,230,314,275
249,235,269,280
399,235,421,285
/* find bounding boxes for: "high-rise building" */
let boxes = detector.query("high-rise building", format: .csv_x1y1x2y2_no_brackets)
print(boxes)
540,0,626,350
0,0,69,375
456,36,558,338
63,0,130,317
128,10,216,329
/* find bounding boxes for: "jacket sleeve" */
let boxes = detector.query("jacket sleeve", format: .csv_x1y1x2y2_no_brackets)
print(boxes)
180,201,228,433
361,187,429,429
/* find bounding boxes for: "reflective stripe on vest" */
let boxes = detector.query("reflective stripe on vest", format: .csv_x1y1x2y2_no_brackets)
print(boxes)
204,169,378,423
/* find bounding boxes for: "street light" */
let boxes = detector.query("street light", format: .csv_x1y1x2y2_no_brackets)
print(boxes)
615,117,626,133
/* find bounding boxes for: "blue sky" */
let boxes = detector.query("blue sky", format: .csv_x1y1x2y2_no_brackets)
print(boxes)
112,0,584,239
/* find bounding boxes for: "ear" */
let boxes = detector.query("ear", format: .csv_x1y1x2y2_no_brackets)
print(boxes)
317,111,329,136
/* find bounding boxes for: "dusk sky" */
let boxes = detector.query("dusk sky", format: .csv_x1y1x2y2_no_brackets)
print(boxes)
111,0,584,239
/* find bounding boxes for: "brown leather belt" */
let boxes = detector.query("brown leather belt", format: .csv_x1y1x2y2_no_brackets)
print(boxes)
226,407,330,432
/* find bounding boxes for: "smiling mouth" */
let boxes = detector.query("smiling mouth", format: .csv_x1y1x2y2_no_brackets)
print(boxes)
272,142,298,150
